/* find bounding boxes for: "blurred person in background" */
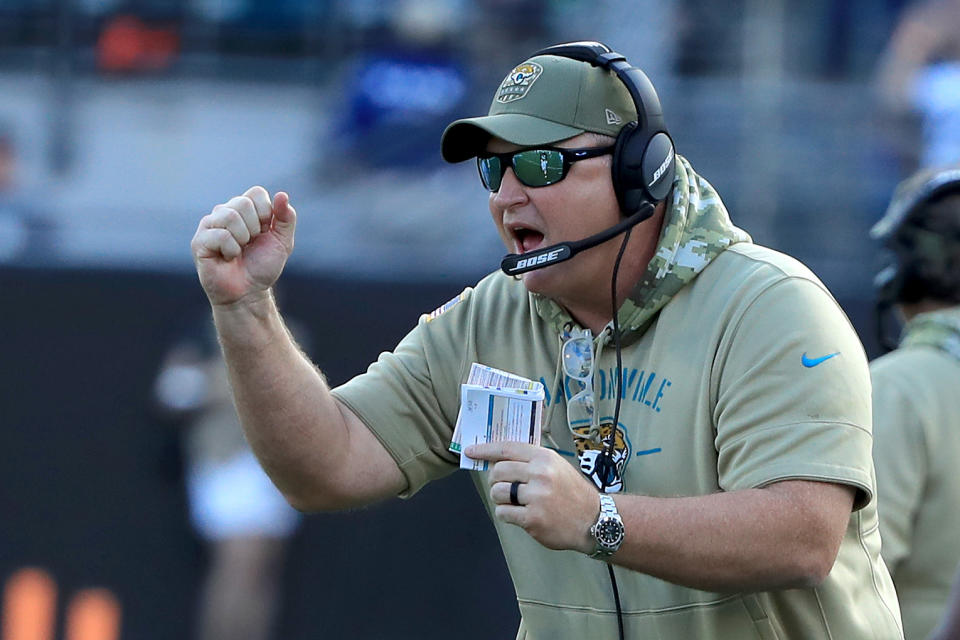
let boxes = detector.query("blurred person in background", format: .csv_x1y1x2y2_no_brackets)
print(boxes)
325,0,473,172
324,0,557,176
876,0,960,173
153,309,307,640
870,165,960,640
190,42,902,638
0,123,55,265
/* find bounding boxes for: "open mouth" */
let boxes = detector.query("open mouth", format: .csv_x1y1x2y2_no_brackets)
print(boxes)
512,226,545,253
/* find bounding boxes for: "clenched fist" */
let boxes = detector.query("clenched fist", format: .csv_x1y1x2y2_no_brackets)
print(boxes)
191,186,297,306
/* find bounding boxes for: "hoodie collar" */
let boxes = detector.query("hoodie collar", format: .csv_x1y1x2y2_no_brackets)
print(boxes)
534,154,752,338
900,306,960,361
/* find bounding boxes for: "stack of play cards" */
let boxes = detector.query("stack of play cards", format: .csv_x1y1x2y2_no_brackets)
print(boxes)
450,363,544,471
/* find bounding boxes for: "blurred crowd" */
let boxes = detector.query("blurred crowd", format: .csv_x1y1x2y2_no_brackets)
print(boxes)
0,0,950,285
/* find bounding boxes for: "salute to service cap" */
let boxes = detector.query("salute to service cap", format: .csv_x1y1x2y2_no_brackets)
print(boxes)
441,53,637,163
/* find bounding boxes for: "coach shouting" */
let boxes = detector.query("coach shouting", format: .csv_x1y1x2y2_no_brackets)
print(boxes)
191,42,902,639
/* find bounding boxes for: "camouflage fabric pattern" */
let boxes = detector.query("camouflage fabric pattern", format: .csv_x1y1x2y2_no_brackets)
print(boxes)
900,306,960,361
534,154,751,335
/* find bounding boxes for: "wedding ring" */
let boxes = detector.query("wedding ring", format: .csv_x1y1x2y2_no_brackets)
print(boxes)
509,480,522,506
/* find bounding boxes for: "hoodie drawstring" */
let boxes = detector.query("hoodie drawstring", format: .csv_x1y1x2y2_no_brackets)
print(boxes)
540,330,566,450
587,327,612,441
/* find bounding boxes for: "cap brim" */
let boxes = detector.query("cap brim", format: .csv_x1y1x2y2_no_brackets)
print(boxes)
440,113,584,163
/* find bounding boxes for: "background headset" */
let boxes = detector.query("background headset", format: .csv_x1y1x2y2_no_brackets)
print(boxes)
873,168,960,351
500,41,677,276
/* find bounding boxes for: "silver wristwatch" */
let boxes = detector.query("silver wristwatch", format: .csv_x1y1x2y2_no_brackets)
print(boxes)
589,494,625,559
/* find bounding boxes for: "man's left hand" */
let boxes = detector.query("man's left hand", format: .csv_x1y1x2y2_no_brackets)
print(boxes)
465,442,599,554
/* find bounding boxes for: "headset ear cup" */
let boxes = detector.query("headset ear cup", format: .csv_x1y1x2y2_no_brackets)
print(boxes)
874,258,904,307
530,42,676,217
612,122,646,216
641,132,676,203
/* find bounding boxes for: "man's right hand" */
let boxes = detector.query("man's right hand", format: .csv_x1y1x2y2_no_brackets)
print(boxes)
191,186,297,306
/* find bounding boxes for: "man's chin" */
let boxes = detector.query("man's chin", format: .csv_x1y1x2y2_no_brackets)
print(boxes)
519,269,557,297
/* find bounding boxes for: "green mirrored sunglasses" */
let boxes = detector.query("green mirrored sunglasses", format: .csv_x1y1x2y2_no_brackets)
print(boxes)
477,145,614,192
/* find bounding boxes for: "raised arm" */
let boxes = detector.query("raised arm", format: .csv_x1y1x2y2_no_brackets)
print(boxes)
191,186,405,511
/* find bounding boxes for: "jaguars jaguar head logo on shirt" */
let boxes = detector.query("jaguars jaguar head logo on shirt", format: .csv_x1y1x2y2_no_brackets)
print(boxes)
572,423,630,493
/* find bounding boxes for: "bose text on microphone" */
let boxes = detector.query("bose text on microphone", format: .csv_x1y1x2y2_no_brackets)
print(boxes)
500,203,654,276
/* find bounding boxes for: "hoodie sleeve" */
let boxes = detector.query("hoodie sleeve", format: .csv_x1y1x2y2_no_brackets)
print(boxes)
332,288,475,498
711,276,875,509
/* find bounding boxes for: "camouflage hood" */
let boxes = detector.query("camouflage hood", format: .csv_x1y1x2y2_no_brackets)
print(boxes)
619,154,751,336
534,154,750,337
900,306,960,361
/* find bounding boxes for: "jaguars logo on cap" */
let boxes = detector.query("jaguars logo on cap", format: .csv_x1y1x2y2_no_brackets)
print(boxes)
496,62,543,103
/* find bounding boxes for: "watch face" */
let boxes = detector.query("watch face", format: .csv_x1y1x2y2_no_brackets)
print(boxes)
596,517,624,548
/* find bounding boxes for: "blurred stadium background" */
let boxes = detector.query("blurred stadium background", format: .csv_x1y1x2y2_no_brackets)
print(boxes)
0,0,941,638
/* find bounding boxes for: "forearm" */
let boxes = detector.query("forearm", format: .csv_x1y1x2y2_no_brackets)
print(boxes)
609,481,852,592
211,290,367,510
469,443,855,592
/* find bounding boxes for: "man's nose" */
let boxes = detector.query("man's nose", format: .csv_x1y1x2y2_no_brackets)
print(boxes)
493,167,528,208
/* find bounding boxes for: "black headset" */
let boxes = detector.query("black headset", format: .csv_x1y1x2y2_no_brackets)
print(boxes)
874,169,960,303
530,41,676,218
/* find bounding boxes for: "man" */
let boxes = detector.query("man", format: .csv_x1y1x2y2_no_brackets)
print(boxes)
870,166,960,640
191,42,902,638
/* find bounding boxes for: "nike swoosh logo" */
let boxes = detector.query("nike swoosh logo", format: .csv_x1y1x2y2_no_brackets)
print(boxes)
801,352,840,368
